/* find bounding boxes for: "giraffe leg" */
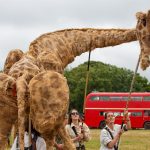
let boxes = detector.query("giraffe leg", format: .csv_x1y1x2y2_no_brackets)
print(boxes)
11,120,18,144
0,73,17,149
44,135,55,150
0,94,17,150
0,134,7,150
58,125,76,150
16,74,30,150
29,70,71,149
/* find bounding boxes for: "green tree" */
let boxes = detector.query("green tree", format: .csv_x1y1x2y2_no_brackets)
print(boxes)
64,61,150,112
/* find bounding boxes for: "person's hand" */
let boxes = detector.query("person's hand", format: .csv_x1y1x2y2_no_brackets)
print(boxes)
75,134,83,141
79,133,84,139
117,129,123,137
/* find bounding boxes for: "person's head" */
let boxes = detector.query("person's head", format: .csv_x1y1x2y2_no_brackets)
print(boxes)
104,112,115,125
68,109,80,124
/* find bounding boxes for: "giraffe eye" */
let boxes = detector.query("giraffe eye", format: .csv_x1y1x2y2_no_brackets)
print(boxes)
142,19,146,27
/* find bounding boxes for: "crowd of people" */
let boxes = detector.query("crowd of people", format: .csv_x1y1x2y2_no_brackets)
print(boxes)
10,108,91,150
10,109,131,150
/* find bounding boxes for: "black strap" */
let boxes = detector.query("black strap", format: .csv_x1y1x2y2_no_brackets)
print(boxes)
72,126,78,136
104,127,118,150
72,126,84,149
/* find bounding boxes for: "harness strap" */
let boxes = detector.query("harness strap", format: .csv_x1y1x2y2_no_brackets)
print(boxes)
72,126,78,136
104,127,118,150
72,126,83,148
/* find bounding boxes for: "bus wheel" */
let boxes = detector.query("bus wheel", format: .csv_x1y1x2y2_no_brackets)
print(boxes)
144,122,150,129
99,120,106,129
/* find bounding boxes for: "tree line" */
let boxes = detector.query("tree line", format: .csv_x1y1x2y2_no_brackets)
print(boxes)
64,61,150,112
1,61,150,113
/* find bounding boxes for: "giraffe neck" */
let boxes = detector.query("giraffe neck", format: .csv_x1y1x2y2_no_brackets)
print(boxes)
28,28,137,70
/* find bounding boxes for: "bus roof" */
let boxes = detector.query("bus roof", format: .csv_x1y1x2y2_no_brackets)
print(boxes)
87,92,150,97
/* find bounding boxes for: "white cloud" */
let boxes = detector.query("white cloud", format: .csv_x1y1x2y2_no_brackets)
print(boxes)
0,0,150,80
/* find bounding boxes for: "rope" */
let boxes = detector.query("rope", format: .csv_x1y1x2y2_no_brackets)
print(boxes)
126,54,141,110
116,52,141,150
121,52,141,128
83,49,91,113
124,31,142,111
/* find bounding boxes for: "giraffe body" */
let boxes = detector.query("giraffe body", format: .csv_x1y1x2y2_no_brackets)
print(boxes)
29,71,74,149
0,10,149,150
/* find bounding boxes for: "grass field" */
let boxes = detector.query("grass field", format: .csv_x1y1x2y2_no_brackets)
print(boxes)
7,129,150,150
85,129,150,150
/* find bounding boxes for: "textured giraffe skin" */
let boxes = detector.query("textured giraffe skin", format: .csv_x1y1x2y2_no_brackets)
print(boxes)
0,10,149,150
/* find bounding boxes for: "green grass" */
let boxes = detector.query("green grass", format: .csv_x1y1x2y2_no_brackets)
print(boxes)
6,129,150,150
85,129,150,150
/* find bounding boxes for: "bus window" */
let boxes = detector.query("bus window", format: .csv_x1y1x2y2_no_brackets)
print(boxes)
114,112,121,117
100,96,109,101
122,96,128,101
121,112,124,116
131,112,142,116
90,96,99,101
143,96,150,101
120,112,131,116
144,110,150,116
99,112,104,116
131,96,142,101
122,96,142,101
110,96,121,101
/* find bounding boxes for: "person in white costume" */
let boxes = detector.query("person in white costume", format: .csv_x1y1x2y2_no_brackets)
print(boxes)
11,125,46,150
100,110,131,150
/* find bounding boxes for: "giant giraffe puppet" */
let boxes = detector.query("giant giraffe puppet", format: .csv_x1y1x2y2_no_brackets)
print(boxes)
0,10,150,150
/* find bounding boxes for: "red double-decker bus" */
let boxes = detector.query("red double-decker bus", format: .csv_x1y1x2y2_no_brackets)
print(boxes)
84,92,150,129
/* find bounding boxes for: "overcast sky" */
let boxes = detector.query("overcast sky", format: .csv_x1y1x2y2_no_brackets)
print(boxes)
0,0,150,80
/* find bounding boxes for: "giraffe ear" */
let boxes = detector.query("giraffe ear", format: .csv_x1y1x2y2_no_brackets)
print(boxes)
146,10,150,33
136,12,146,20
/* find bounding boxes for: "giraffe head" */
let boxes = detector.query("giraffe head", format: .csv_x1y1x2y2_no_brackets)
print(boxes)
0,73,16,96
4,49,24,74
136,10,150,70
